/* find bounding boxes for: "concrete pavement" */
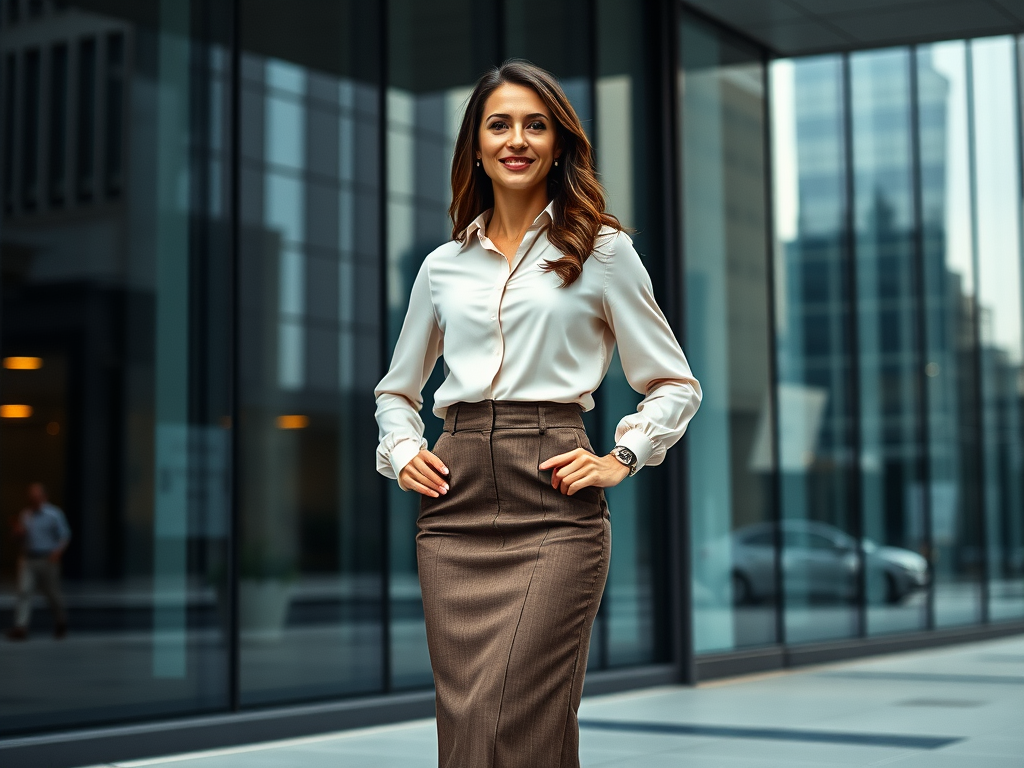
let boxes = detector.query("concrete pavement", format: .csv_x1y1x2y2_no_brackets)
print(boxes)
77,634,1024,768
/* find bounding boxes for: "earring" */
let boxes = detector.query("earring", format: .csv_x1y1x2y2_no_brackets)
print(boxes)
554,160,559,167
476,159,481,166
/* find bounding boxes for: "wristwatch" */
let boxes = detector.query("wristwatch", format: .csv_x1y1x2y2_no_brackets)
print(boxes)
610,445,638,476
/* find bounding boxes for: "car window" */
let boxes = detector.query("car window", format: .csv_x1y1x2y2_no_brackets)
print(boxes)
808,533,839,550
783,529,812,547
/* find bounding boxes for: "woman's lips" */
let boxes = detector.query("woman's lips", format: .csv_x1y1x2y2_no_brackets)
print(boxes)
500,158,533,171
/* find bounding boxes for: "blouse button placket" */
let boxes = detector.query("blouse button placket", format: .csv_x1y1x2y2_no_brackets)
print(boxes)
493,256,510,371
485,225,538,386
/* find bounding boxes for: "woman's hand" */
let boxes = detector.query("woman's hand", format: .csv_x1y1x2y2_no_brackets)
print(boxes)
539,449,630,495
399,450,450,497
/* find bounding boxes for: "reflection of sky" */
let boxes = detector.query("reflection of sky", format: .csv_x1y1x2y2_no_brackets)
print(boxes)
770,39,1023,364
770,60,798,243
972,37,1022,363
923,42,973,296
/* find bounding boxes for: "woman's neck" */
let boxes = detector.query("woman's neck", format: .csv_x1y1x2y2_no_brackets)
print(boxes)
487,185,550,242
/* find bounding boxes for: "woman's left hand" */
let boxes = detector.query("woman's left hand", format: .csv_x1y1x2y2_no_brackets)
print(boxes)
539,449,630,495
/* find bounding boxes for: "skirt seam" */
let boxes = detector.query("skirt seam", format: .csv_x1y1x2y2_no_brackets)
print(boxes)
557,520,607,764
490,524,552,767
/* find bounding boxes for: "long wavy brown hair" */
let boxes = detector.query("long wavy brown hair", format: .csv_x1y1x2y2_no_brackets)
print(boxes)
449,59,630,287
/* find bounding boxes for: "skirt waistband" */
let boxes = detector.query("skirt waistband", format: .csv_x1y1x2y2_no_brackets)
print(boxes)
443,400,584,433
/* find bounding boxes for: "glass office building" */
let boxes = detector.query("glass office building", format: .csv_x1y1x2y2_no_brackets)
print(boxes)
0,1,1021,764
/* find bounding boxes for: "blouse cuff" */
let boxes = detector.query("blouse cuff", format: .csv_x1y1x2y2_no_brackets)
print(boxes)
613,428,658,472
377,436,427,490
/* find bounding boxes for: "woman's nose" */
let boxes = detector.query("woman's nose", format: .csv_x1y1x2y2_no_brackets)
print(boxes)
508,125,526,148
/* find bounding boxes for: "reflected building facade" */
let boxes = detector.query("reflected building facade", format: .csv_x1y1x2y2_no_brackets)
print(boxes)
0,1,1022,764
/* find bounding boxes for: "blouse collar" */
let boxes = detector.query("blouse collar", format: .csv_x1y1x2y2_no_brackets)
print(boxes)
460,198,556,252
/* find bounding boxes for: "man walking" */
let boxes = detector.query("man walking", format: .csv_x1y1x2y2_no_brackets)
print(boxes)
6,483,71,640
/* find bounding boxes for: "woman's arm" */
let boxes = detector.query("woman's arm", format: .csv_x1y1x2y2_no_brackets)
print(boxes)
374,257,445,490
602,232,702,472
541,231,702,496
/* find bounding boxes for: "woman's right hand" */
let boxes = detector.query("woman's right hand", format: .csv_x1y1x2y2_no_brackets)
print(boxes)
399,450,450,497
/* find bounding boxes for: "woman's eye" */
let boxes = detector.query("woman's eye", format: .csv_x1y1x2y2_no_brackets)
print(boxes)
529,121,546,130
490,121,507,130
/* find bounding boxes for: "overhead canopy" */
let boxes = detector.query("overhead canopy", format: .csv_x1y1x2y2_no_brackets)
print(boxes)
684,0,1024,56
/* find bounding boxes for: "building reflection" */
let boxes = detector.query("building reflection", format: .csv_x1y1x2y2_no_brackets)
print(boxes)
1,0,232,732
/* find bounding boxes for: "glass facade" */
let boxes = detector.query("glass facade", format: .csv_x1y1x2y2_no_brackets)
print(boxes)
679,10,777,654
1,0,1022,746
1,0,232,733
916,40,986,627
236,0,384,706
763,35,1024,650
849,47,927,637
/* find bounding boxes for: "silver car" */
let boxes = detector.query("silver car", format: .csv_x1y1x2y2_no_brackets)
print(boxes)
722,520,930,605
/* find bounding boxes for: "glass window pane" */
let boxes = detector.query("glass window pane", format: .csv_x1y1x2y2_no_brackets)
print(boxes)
0,1,232,733
386,0,499,690
596,0,669,667
916,41,985,627
75,36,95,201
681,12,776,655
505,0,592,138
49,42,68,204
771,55,860,644
849,47,928,635
238,0,384,706
21,47,39,208
3,53,15,210
971,36,1024,622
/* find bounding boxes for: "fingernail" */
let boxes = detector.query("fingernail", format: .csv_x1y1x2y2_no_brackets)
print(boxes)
442,467,449,474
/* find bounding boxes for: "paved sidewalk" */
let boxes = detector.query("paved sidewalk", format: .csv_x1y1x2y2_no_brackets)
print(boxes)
80,635,1023,768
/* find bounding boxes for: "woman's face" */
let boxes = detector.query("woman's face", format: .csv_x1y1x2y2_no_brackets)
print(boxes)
476,82,561,196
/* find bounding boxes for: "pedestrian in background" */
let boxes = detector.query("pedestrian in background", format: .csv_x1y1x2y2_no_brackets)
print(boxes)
374,59,701,767
6,482,70,641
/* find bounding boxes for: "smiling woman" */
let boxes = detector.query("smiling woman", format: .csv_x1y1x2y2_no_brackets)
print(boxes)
450,60,623,289
374,58,701,768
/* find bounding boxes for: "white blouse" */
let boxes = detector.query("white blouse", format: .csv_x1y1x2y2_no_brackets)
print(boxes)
374,198,702,488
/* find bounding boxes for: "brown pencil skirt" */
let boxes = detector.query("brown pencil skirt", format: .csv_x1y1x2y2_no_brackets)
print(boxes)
417,399,612,768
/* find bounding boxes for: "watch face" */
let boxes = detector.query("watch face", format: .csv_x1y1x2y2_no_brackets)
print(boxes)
615,447,637,466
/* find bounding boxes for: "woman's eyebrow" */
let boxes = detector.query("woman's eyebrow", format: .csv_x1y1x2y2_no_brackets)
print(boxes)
486,112,550,120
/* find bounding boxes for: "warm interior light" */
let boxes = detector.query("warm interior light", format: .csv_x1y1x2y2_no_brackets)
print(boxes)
3,356,43,370
276,414,309,430
1,404,33,418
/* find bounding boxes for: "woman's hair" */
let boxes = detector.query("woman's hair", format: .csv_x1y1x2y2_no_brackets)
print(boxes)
449,58,630,288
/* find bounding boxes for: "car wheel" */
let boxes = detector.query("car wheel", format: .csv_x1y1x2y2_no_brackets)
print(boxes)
885,573,903,605
732,572,753,606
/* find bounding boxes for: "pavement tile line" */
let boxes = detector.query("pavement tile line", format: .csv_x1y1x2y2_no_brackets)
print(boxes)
576,719,962,750
109,718,436,767
894,698,986,707
817,671,1024,685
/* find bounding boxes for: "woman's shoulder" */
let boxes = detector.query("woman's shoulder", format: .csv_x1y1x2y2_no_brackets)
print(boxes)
591,225,635,263
425,239,464,262
415,240,464,278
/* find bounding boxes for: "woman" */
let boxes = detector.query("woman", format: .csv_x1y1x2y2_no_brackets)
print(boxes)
374,59,701,768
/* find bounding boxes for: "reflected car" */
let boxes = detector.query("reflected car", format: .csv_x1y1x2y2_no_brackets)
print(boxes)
702,521,930,606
